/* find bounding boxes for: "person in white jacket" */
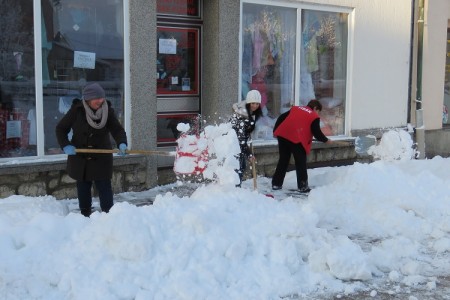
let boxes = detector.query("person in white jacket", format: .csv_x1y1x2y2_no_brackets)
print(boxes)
229,90,263,187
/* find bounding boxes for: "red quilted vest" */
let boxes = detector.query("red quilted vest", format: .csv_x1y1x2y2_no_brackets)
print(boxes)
273,106,319,154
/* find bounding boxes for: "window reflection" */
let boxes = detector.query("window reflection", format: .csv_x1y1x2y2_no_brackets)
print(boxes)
0,0,36,157
157,26,199,95
301,10,347,136
42,0,124,154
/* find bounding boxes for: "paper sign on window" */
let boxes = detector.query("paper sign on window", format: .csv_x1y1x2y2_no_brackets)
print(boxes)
6,120,22,139
74,51,96,69
182,78,190,91
159,38,177,54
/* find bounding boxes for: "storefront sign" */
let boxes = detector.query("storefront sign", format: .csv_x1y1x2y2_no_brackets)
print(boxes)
74,51,96,69
157,0,200,17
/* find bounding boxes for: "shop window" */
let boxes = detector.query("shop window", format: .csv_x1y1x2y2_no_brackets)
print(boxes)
242,4,297,140
157,26,199,96
41,0,125,154
0,0,36,158
241,4,348,139
301,10,348,136
0,0,125,159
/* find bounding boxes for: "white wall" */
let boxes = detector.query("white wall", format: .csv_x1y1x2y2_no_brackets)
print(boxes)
422,0,449,130
300,0,413,131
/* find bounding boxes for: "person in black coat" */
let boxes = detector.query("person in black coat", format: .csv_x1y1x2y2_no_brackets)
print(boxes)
230,90,262,187
56,83,128,217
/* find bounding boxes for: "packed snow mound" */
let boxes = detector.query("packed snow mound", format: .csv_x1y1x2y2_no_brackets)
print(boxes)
368,130,416,161
174,122,241,185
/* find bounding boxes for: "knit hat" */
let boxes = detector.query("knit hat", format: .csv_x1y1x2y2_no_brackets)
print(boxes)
245,90,262,104
82,83,105,101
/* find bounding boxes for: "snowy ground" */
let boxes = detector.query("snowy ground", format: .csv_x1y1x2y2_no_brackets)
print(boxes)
2,129,450,299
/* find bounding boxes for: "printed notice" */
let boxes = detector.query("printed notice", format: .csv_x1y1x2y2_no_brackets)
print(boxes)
182,78,190,91
6,120,22,139
74,51,96,69
159,38,177,54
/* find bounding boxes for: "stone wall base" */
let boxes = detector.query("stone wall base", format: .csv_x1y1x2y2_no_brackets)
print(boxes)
0,156,149,199
157,140,358,185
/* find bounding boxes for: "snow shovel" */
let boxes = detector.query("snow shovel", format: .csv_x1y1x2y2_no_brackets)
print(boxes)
75,148,175,156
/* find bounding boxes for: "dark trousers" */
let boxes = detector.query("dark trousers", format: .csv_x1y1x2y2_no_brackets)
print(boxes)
76,179,114,216
236,153,247,186
272,137,308,189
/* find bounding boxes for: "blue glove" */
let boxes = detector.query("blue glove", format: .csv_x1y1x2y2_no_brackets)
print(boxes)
63,145,76,155
118,143,127,156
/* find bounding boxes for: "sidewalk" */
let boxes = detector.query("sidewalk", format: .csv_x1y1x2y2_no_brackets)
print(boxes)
63,182,201,213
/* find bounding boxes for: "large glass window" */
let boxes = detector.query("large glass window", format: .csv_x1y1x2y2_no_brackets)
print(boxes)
42,0,125,154
0,0,36,158
242,4,297,139
241,4,348,139
1,0,125,159
301,10,348,136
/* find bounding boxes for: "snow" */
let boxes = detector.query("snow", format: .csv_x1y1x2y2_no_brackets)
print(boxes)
2,127,450,299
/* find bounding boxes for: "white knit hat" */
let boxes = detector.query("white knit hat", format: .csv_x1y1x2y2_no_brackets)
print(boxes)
245,90,262,104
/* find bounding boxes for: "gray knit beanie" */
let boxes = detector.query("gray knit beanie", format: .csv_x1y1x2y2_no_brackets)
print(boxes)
82,83,105,101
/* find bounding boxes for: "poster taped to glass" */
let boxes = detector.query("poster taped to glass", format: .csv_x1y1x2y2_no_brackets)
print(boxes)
73,51,96,69
159,39,177,54
182,78,190,91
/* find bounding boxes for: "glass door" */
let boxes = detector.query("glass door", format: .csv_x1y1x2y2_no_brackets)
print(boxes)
156,24,201,146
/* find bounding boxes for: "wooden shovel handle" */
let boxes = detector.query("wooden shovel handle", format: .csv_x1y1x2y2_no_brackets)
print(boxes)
250,144,257,191
75,148,175,156
251,158,257,190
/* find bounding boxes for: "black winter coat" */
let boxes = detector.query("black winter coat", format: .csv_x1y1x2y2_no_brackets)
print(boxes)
230,102,256,158
55,99,127,181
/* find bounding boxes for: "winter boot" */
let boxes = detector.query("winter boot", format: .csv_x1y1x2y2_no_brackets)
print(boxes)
80,208,92,217
298,181,311,193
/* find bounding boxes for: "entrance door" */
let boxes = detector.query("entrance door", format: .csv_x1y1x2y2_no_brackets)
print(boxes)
156,0,202,167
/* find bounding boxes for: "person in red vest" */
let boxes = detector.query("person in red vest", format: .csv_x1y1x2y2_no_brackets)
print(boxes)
272,99,332,193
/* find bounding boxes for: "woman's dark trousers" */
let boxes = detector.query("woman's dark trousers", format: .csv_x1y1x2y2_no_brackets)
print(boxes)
235,153,247,187
272,137,308,189
77,179,114,216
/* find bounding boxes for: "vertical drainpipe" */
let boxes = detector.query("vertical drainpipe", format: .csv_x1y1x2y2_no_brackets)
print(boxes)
415,0,426,159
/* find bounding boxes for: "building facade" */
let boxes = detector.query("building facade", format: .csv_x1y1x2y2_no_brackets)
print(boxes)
0,0,449,198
